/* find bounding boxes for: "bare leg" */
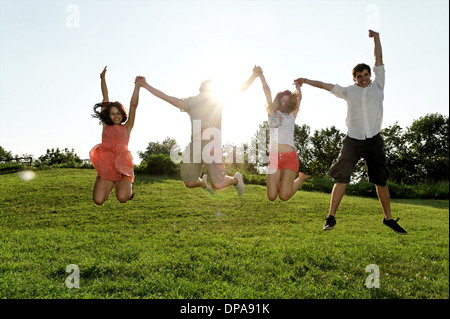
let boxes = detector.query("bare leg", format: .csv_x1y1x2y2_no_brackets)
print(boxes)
295,172,312,190
266,170,281,201
328,183,348,217
184,177,206,188
115,175,133,203
278,170,311,201
211,175,238,190
376,184,392,220
93,177,115,205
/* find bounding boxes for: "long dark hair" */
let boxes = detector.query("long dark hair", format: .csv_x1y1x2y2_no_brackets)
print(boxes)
271,90,299,114
92,102,128,125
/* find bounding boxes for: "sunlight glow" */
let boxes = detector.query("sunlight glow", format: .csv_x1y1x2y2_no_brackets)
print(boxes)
209,79,238,105
182,48,268,146
194,50,247,104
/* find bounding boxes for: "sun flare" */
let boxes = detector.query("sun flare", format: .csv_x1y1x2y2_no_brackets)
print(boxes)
187,49,268,145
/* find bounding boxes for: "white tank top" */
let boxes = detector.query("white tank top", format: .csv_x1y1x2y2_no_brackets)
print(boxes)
268,111,295,148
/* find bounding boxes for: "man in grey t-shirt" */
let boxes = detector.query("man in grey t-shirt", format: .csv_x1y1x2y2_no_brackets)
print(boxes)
137,70,259,196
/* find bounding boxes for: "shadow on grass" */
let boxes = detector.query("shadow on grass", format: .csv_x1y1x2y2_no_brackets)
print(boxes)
0,164,33,175
391,198,449,210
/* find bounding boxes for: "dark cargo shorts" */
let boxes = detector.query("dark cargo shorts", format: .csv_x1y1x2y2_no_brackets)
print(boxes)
328,133,390,186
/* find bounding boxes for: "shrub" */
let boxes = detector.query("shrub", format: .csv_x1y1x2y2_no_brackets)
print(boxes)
35,148,82,167
347,180,377,197
242,172,266,186
237,173,449,200
0,163,29,175
301,177,334,194
135,154,180,176
411,182,449,200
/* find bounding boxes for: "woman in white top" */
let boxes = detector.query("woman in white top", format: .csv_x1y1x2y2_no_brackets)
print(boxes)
254,66,311,201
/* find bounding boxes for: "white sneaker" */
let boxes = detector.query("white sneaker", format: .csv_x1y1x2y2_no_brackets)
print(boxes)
202,174,216,195
234,172,245,196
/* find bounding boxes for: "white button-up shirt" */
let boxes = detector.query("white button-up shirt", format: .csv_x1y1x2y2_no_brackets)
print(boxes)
331,65,385,140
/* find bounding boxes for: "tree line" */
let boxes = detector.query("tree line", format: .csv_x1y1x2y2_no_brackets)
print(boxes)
137,113,448,186
0,147,90,170
1,112,448,187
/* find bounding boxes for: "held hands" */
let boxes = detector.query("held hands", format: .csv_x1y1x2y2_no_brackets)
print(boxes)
293,78,305,87
134,76,146,87
253,65,263,77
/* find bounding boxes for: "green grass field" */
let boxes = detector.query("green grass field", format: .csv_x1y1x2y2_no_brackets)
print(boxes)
0,169,448,299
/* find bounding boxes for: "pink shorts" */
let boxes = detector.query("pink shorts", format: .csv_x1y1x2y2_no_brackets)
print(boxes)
268,151,299,173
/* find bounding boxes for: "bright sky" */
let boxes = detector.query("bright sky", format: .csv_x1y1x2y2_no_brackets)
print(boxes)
0,0,448,164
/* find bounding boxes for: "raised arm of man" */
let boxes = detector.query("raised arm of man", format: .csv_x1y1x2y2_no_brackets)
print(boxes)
137,77,185,110
293,77,335,92
369,29,383,66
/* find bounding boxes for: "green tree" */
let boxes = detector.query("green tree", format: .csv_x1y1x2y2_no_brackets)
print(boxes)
309,126,345,177
137,138,180,176
293,124,312,174
138,137,177,161
380,122,414,184
137,154,179,176
404,113,449,183
0,146,13,162
250,121,270,171
223,142,259,175
36,148,82,166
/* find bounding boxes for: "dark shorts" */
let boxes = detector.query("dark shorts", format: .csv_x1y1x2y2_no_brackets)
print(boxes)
328,133,390,186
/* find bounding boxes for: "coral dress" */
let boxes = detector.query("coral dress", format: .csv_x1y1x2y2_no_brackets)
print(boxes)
89,124,134,183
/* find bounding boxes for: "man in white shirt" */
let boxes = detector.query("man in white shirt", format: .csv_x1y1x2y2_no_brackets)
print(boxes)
294,30,407,235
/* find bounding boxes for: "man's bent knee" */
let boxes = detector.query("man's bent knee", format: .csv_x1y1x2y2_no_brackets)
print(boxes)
211,180,228,190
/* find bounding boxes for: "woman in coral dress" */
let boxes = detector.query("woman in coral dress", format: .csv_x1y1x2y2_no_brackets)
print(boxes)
90,66,141,205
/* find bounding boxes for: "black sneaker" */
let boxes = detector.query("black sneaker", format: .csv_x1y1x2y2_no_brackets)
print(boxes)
323,215,336,230
383,217,407,235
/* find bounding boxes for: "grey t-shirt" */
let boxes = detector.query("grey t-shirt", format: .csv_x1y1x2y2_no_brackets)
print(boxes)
182,92,224,143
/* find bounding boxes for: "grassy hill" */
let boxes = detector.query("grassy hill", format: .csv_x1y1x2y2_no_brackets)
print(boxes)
0,169,448,299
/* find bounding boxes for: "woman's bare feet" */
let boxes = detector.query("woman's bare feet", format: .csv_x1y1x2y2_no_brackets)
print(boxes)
298,172,312,184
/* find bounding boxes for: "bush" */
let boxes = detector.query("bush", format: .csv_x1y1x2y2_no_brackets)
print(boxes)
347,180,377,197
301,177,334,194
411,182,449,200
238,173,449,200
135,154,180,176
0,163,30,175
35,148,83,167
242,172,266,186
386,182,413,199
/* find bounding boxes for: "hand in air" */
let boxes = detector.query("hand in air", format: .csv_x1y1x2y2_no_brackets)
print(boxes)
100,66,107,79
368,30,379,38
134,76,146,87
293,78,305,87
253,65,263,76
